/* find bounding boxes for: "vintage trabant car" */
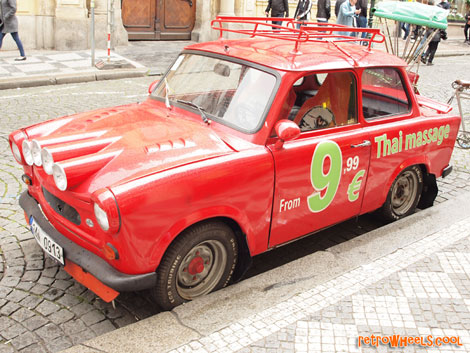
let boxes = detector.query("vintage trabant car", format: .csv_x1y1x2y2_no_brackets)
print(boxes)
9,18,460,310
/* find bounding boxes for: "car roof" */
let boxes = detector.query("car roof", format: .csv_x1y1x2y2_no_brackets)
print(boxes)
185,38,407,73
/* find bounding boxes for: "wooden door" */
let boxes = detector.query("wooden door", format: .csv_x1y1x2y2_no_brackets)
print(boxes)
122,0,196,40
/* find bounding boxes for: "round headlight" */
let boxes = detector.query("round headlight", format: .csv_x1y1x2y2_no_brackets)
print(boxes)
11,142,22,164
94,203,110,231
41,148,54,175
52,163,67,191
31,140,42,166
22,140,33,166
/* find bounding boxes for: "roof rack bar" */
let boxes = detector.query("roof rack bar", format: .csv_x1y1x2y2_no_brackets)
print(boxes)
211,17,385,51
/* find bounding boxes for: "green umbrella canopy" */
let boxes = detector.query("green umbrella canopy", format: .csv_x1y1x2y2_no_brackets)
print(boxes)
372,1,448,29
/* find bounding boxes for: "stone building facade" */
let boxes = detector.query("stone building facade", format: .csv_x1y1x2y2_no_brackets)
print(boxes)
3,0,321,51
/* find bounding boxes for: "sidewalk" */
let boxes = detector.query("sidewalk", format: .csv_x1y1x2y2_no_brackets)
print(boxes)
0,39,468,91
60,185,470,353
0,42,190,90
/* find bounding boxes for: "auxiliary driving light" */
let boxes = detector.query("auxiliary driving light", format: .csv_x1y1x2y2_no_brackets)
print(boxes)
31,140,42,166
22,140,33,166
11,142,22,164
41,148,54,175
52,163,67,191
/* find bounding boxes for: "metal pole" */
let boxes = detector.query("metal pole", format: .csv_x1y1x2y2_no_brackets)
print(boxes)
91,0,95,67
107,0,112,62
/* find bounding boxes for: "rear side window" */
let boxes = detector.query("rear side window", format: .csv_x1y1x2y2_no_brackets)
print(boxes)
362,68,410,120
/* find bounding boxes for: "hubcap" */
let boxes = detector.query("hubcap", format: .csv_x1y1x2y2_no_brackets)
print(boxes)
391,171,418,216
176,240,227,300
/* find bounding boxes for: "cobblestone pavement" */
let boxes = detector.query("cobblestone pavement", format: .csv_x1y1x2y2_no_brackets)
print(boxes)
0,57,469,353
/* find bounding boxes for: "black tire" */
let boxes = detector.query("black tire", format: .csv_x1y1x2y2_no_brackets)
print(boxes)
380,165,423,222
152,221,238,310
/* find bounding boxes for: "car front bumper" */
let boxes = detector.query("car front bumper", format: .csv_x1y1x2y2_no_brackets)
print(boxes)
20,191,157,297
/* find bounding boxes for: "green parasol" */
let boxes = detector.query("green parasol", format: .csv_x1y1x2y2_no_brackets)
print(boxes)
372,1,448,29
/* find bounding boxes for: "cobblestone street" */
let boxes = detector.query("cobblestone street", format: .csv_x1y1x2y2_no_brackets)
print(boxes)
0,56,469,353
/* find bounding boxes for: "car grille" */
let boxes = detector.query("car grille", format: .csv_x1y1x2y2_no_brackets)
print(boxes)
42,187,81,225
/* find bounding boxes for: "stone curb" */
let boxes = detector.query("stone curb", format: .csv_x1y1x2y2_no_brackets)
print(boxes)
61,189,470,353
0,68,149,90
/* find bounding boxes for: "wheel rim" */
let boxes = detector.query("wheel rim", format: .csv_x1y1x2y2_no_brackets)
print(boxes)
176,240,227,300
391,171,418,216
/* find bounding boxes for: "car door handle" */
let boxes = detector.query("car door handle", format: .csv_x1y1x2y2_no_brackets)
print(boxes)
351,140,371,148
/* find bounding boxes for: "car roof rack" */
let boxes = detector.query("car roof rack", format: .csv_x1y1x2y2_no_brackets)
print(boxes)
211,17,385,54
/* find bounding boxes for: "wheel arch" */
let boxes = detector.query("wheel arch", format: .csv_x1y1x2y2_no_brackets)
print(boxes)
382,156,431,205
150,215,253,282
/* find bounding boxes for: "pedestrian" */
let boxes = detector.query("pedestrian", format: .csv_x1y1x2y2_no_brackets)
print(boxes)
294,0,312,29
265,0,289,29
356,0,368,43
464,12,470,43
315,0,330,23
0,0,26,61
336,0,361,36
421,28,447,66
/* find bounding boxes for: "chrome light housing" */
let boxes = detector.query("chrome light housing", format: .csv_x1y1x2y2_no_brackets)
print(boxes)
11,142,22,164
31,140,42,166
52,163,67,191
22,140,34,166
41,148,54,175
94,203,110,231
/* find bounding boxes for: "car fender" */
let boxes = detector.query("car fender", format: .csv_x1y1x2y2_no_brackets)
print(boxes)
382,155,429,203
148,205,254,270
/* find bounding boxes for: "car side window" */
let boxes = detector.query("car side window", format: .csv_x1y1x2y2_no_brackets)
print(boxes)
362,68,411,120
288,71,358,132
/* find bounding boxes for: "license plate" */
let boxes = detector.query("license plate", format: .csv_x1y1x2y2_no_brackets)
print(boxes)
30,216,65,265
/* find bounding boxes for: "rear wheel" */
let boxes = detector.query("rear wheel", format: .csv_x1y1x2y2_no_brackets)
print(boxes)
381,166,423,221
152,221,238,310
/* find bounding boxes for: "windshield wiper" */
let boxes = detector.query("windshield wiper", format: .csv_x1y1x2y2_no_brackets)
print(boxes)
176,99,211,125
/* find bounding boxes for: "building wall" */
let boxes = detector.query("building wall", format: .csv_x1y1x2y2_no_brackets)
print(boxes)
2,0,127,51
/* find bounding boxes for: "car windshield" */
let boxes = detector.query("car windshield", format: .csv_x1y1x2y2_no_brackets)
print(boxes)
152,54,277,132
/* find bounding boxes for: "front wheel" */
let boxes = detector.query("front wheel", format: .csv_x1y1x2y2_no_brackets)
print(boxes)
152,221,238,310
380,165,423,221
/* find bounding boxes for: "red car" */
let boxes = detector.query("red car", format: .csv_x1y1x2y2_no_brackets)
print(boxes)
9,18,460,310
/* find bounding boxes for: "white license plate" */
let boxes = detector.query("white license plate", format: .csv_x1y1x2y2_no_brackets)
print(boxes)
30,216,65,265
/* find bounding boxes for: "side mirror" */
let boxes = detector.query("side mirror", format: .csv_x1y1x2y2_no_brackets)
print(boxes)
274,120,300,150
148,80,160,95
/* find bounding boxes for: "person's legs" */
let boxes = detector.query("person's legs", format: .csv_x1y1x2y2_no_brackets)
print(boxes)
272,14,284,30
464,23,470,42
358,16,367,36
10,32,25,57
403,23,410,40
427,41,439,64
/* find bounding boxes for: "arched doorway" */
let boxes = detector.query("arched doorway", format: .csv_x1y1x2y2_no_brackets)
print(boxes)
122,0,196,40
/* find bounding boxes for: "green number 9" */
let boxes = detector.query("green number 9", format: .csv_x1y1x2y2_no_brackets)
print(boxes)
308,140,342,213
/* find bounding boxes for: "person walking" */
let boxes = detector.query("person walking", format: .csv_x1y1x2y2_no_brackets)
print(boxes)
294,0,312,28
316,0,330,23
336,0,361,36
464,12,470,43
0,0,26,61
265,0,289,29
421,27,447,65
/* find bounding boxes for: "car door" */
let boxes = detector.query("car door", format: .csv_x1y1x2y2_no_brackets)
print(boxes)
267,71,372,247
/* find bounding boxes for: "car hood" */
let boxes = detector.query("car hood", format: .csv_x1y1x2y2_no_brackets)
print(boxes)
30,100,234,193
